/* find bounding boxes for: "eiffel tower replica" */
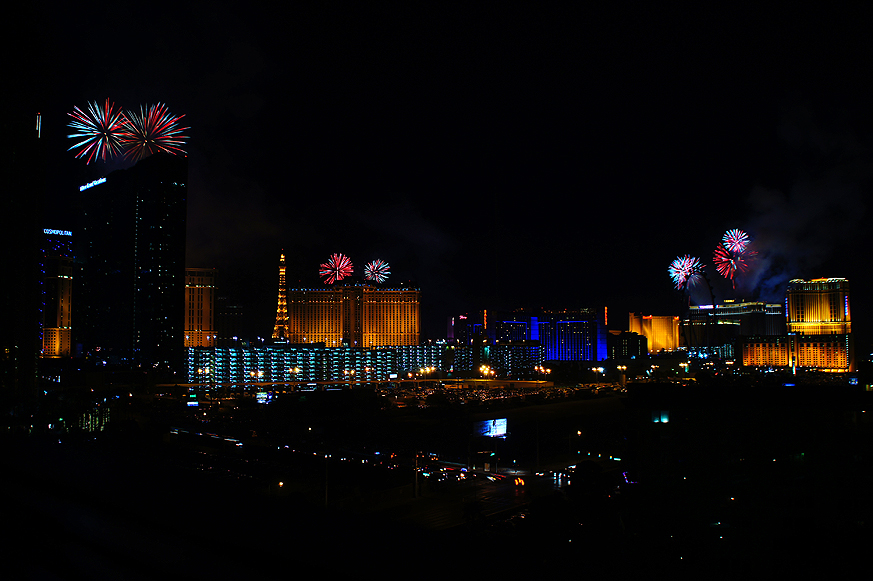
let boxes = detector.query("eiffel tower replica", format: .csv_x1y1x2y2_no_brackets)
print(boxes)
271,251,289,340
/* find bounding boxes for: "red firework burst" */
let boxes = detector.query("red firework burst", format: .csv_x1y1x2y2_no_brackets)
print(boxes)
319,253,354,284
67,99,127,164
118,103,189,161
713,243,749,288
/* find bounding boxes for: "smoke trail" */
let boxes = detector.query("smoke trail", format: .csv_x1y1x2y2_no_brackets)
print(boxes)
738,102,869,300
742,179,865,300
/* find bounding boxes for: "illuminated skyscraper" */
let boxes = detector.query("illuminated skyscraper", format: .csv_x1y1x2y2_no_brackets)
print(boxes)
77,153,188,370
743,278,853,372
39,228,74,357
786,278,851,335
786,277,853,371
185,268,216,348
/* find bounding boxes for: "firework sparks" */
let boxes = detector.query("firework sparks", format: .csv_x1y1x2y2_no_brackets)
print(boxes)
119,103,189,161
722,229,750,253
67,99,127,164
713,243,750,288
668,255,704,290
364,259,390,283
319,253,354,284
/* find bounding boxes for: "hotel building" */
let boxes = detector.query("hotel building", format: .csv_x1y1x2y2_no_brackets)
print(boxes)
271,254,420,348
185,268,217,348
742,278,854,372
628,313,681,353
39,228,74,357
188,343,398,385
490,308,606,362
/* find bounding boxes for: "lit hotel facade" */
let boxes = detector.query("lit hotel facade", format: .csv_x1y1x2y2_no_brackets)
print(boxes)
743,278,854,372
628,313,680,353
185,268,217,348
271,253,420,349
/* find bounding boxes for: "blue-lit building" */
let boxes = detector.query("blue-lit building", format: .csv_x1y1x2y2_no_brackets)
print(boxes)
494,308,607,362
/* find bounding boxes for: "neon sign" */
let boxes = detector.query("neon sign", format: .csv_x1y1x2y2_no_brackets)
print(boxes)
79,177,107,191
43,229,72,236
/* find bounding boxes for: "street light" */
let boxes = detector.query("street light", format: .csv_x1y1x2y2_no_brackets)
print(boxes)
419,366,435,386
616,365,627,387
592,366,605,383
534,365,551,382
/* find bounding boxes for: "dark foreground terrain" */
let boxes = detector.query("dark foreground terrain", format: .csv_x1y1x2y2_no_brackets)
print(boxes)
5,383,873,578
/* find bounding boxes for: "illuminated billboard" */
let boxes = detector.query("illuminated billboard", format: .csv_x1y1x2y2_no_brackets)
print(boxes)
474,418,507,438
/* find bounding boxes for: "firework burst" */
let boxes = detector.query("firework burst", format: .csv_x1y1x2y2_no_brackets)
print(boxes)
119,103,189,161
722,229,750,253
67,99,127,164
668,255,704,290
319,253,354,284
714,229,757,288
713,243,750,288
364,259,390,283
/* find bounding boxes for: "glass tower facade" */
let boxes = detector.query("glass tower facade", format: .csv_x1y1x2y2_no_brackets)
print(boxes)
77,153,188,371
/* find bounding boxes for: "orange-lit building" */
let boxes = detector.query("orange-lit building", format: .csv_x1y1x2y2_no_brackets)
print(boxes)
277,285,420,348
185,268,217,348
743,336,791,368
743,334,852,372
271,254,419,348
793,334,851,370
743,278,854,372
628,313,680,353
786,278,850,335
786,277,853,371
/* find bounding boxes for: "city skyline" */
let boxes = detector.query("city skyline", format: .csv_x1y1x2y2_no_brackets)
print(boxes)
6,8,873,575
12,4,873,346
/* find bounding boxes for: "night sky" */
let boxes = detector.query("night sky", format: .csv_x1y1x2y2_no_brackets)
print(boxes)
17,4,873,344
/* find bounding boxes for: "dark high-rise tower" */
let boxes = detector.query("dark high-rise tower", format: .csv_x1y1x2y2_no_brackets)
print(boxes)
77,153,188,372
1,111,45,397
